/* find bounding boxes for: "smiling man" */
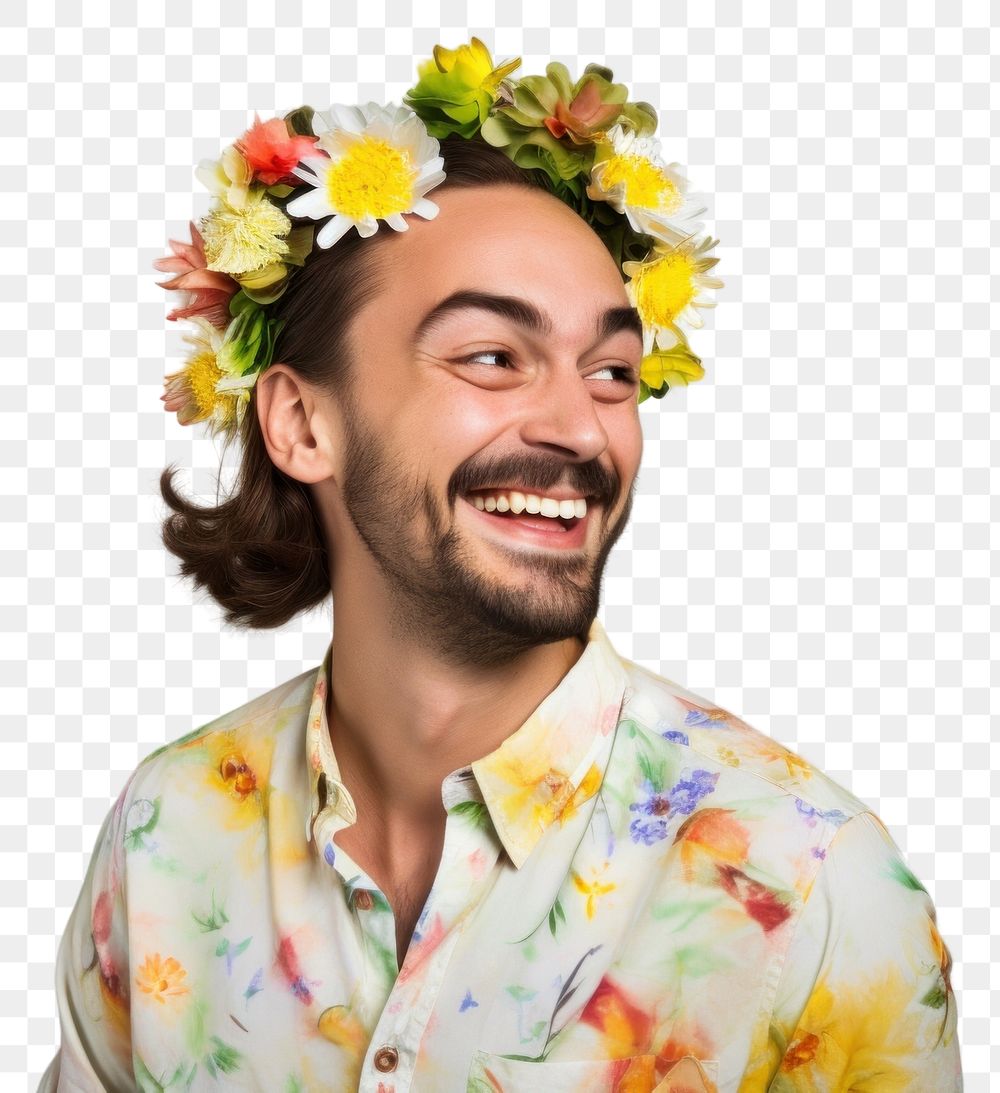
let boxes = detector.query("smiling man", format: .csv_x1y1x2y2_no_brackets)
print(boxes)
43,75,961,1093
254,184,646,977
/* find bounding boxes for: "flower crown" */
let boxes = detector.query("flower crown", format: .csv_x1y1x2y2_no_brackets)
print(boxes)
155,38,723,444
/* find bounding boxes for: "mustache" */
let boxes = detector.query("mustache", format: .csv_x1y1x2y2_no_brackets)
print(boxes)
452,451,617,500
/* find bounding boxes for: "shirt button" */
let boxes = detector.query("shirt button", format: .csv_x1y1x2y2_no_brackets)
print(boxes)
373,1045,398,1072
354,889,373,910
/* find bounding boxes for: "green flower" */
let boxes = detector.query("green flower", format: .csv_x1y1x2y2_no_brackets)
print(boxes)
479,60,658,192
217,290,286,381
403,36,521,139
208,290,288,436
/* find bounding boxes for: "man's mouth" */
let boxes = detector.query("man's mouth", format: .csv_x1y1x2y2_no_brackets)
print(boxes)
461,489,594,549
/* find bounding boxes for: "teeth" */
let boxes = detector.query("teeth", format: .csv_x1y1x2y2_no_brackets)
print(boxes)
469,489,589,519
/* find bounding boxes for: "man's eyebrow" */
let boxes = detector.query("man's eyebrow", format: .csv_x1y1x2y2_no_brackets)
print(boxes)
412,290,644,347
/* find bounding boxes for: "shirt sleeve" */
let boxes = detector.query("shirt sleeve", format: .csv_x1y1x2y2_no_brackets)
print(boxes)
38,784,136,1092
766,808,963,1091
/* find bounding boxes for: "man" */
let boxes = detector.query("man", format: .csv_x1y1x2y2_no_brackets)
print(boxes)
256,182,647,974
45,181,961,1093
43,155,962,1093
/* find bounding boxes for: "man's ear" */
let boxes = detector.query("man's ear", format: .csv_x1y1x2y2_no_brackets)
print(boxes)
254,364,341,485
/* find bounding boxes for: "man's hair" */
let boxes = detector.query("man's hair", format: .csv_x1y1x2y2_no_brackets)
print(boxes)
158,134,551,630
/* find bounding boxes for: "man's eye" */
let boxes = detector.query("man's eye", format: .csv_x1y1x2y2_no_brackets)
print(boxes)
456,351,637,385
457,349,514,368
591,365,638,384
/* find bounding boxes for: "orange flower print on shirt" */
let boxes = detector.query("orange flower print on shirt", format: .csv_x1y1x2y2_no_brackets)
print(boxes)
317,1002,368,1051
673,807,751,885
194,727,274,835
580,974,655,1058
135,953,189,1003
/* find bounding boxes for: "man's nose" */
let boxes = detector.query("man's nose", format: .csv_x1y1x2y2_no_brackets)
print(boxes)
515,367,612,464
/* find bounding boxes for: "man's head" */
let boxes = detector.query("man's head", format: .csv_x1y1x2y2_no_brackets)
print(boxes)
254,178,644,665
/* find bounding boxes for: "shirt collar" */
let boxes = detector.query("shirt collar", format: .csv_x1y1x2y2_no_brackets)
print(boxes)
304,616,631,869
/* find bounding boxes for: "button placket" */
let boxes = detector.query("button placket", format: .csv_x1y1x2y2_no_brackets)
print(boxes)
357,809,503,1090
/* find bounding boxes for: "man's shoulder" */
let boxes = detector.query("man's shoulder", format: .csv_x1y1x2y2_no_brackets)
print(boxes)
125,659,321,796
617,656,871,825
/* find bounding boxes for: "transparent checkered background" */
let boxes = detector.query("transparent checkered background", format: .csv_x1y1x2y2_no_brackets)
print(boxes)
5,1,994,1088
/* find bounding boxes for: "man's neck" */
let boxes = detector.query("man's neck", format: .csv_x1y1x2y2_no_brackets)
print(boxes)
324,605,587,840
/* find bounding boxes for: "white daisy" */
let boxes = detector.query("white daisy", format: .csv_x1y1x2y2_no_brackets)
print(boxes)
623,234,724,358
284,102,447,248
588,122,708,246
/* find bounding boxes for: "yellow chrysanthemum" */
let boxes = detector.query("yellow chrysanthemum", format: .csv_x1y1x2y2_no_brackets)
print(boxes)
160,315,239,438
623,235,724,357
284,102,447,248
199,186,292,276
588,122,707,245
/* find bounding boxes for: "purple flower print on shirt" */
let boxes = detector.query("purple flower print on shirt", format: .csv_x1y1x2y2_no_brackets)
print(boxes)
629,767,720,846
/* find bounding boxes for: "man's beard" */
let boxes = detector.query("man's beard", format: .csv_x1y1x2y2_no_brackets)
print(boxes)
337,404,636,670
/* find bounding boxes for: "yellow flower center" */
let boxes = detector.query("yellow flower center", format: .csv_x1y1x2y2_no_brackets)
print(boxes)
187,348,225,416
633,251,696,326
201,194,291,275
601,153,683,214
220,753,258,799
326,136,416,220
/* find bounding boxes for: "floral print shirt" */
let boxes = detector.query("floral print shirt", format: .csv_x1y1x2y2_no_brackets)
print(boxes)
41,618,962,1091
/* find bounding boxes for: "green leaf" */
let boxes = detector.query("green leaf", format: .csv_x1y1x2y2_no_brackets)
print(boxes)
448,799,492,833
134,1056,165,1093
636,748,662,792
651,898,718,930
887,855,929,894
205,1035,243,1075
674,944,721,978
283,105,315,137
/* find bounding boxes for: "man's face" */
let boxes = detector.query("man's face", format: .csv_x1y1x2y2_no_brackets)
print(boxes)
321,184,645,666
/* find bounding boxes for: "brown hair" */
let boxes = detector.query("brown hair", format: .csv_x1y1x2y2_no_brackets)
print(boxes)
158,134,552,630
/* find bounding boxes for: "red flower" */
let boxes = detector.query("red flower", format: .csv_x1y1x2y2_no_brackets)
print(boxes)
235,113,319,187
152,220,238,329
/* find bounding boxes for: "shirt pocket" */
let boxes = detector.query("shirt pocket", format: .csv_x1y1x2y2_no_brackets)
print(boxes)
466,1049,720,1092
